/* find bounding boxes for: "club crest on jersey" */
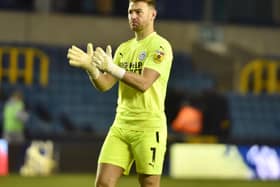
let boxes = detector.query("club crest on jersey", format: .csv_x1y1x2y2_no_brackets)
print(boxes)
153,50,165,64
138,51,147,61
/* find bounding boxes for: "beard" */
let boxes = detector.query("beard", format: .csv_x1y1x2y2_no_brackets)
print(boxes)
129,21,144,32
130,25,141,32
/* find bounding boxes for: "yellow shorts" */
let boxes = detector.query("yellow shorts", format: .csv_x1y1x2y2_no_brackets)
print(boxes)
98,125,167,175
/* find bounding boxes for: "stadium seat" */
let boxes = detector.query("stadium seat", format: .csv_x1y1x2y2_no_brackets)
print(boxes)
227,93,280,142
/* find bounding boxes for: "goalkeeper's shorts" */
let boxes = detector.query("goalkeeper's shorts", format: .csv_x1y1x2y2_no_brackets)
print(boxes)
98,125,167,175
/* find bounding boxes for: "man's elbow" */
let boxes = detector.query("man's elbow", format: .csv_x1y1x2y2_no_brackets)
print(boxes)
97,86,112,92
136,83,150,92
94,84,113,92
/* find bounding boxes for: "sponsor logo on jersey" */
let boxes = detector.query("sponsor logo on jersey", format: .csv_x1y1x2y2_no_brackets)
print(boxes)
119,61,143,74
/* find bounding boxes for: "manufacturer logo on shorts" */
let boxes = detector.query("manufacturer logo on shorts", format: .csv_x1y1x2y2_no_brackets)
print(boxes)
148,162,155,168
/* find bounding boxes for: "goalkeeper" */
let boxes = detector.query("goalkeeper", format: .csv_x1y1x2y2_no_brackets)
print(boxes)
67,0,173,187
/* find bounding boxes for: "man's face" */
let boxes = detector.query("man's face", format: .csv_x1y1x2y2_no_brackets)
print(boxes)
128,1,155,32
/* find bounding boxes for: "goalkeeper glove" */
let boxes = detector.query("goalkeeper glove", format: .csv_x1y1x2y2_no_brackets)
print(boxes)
93,45,126,79
67,43,100,79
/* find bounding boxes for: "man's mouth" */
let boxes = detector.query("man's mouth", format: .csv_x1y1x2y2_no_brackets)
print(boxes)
131,21,138,26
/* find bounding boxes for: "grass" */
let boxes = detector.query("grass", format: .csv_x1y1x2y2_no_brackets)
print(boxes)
0,174,280,187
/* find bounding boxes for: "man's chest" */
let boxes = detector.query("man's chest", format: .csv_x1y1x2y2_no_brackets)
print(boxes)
118,47,149,74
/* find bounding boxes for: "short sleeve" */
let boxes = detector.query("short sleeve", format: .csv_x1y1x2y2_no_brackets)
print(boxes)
144,44,172,75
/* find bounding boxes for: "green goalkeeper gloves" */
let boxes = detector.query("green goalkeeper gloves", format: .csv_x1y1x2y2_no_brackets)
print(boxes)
93,45,126,79
67,43,100,79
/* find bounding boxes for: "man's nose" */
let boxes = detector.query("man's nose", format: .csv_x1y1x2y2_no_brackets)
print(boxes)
130,12,137,19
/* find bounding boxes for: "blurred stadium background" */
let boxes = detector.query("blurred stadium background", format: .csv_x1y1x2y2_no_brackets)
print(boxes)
0,0,280,186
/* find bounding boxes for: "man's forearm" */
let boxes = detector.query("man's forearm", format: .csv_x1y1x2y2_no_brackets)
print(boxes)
88,72,117,92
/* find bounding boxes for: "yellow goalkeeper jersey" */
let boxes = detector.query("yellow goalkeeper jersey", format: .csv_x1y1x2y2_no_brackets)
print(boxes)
113,32,173,130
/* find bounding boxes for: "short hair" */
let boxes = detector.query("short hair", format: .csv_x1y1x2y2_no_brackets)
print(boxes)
129,0,156,8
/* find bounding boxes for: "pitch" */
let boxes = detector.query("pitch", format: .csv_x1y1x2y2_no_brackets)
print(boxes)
1,174,280,187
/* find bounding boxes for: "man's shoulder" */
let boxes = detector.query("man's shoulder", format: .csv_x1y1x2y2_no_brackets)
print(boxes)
154,32,168,41
151,33,172,49
115,38,134,53
146,33,172,56
120,38,135,47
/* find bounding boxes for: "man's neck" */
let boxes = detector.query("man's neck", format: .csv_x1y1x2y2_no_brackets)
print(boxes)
135,27,154,41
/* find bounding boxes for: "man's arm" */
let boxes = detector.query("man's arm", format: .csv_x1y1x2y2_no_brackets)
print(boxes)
67,43,117,92
94,46,160,92
89,67,159,92
121,68,159,92
87,71,118,92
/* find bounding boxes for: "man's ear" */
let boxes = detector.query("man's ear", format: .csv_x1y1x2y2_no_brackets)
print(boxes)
151,9,157,20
